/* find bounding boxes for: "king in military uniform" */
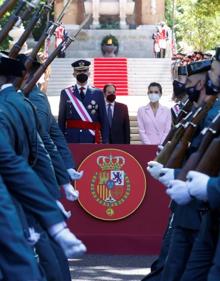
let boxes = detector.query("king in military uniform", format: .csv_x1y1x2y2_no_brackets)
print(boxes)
58,59,109,143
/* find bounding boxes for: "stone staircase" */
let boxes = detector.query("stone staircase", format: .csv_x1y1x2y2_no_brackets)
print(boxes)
129,115,140,144
57,26,160,58
47,58,173,144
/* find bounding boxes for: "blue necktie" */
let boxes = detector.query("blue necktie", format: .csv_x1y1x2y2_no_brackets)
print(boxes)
107,103,112,127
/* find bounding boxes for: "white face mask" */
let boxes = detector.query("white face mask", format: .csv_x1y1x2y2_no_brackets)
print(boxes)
148,93,161,103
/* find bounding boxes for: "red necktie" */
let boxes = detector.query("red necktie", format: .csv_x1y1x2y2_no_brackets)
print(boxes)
80,87,85,100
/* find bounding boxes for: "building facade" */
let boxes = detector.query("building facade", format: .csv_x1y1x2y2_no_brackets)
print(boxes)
55,0,165,27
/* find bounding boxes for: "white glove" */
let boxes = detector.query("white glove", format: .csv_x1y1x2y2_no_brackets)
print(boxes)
67,168,83,180
56,200,71,219
27,227,41,246
147,161,164,179
158,168,175,187
166,180,191,205
63,183,79,201
186,171,210,201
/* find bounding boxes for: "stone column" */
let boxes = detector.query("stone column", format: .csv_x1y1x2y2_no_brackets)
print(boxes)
150,0,157,15
92,0,100,28
119,0,128,29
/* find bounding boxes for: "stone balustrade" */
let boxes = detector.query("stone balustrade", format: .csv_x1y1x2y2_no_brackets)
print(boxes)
84,0,135,29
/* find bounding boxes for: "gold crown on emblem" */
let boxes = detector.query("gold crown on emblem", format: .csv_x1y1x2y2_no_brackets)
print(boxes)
97,155,125,171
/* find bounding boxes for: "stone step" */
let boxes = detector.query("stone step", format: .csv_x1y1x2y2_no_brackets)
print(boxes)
129,120,138,127
47,58,172,99
130,127,139,134
131,134,141,141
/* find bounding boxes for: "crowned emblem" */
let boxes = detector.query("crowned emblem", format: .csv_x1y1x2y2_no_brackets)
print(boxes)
79,61,85,67
76,148,146,221
91,155,131,217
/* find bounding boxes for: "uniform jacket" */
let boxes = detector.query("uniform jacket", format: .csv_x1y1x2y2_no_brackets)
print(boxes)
58,85,109,143
0,85,60,199
0,123,63,227
207,176,220,210
0,175,43,281
108,102,130,144
28,86,74,185
174,99,220,230
137,103,171,145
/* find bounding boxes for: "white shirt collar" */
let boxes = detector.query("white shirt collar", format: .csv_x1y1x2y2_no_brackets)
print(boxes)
76,83,89,92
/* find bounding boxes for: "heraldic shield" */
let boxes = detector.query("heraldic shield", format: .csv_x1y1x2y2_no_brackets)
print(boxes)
75,149,147,221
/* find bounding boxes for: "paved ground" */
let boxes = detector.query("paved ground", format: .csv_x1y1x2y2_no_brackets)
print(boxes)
69,254,157,281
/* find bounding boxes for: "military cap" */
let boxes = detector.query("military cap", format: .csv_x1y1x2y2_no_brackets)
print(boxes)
17,53,42,71
187,60,212,76
71,59,91,70
178,65,188,76
215,47,220,61
0,53,26,77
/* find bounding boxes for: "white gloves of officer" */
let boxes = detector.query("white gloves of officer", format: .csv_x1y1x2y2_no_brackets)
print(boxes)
186,171,210,201
63,183,79,201
67,168,83,180
147,161,174,187
147,161,164,179
56,200,71,218
166,180,191,205
158,168,175,187
48,222,86,258
27,227,41,245
166,171,210,205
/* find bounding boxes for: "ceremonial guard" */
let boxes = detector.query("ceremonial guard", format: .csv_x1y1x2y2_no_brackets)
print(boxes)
58,59,109,143
0,174,44,281
145,51,220,281
0,54,86,281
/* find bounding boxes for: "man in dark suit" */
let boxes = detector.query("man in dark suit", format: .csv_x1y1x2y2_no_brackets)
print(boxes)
103,84,130,144
58,59,109,143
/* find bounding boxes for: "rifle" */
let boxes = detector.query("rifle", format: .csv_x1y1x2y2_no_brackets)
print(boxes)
24,0,71,71
14,0,71,89
172,98,193,125
177,112,220,180
155,97,216,166
22,15,91,96
165,95,217,168
0,0,16,19
155,110,196,165
195,135,220,177
162,99,193,147
9,1,54,59
0,1,26,45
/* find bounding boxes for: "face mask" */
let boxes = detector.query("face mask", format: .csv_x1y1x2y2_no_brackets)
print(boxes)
173,80,185,97
205,75,220,96
106,94,116,103
148,93,160,103
76,73,88,84
185,84,200,102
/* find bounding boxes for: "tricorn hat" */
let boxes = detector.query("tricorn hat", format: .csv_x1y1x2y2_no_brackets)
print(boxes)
178,65,188,76
71,59,91,70
17,53,42,70
187,60,212,76
0,53,26,77
215,47,220,62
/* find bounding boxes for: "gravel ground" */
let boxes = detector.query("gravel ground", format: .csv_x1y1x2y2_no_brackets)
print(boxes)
69,254,157,281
